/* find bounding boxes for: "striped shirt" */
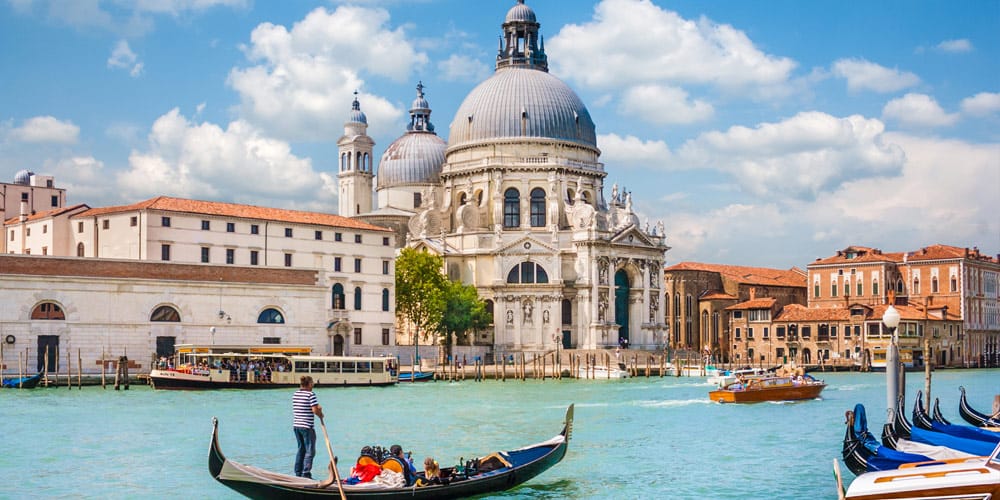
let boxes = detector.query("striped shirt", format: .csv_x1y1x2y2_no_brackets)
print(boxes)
292,389,318,429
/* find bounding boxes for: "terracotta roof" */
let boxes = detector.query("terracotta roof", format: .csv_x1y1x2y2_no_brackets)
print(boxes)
72,196,391,232
726,297,776,310
811,244,997,266
700,291,737,301
664,262,806,288
810,245,900,266
774,304,851,322
4,203,89,225
906,244,998,263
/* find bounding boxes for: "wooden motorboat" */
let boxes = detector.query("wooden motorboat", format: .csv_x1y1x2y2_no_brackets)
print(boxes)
959,386,1000,428
707,367,774,388
842,440,1000,500
208,405,573,499
149,344,397,390
708,375,825,403
1,371,42,389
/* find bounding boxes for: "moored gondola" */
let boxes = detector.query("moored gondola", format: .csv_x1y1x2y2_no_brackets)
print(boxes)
911,391,935,431
208,405,573,499
884,397,997,456
842,404,935,476
931,397,951,425
959,386,1000,428
1,371,42,389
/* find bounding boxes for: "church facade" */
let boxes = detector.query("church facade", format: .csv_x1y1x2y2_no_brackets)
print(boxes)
339,1,670,351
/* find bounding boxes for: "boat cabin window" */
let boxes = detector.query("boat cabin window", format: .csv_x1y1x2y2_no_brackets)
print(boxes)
310,361,324,372
295,361,309,372
326,361,341,373
342,361,356,372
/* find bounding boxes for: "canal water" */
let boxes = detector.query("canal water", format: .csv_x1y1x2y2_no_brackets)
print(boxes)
2,369,998,499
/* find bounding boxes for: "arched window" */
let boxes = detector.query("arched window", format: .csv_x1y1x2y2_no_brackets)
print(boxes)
363,153,370,172
150,305,180,322
506,262,548,284
685,294,693,315
503,188,520,228
913,277,920,294
485,299,495,324
257,308,285,324
673,293,680,319
382,288,390,311
895,279,904,294
31,302,65,320
354,287,362,310
529,188,546,227
76,242,84,257
332,283,345,310
562,299,572,325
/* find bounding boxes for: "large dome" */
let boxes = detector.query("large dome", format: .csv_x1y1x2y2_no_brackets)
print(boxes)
377,133,446,189
447,67,597,151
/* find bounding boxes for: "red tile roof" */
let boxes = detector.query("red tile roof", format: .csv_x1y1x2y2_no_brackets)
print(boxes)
726,297,776,310
664,262,806,288
906,244,998,263
72,196,391,232
700,291,738,301
774,304,851,322
809,245,900,266
4,203,89,225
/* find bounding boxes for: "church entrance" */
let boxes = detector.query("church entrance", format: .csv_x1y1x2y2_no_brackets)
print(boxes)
614,270,630,346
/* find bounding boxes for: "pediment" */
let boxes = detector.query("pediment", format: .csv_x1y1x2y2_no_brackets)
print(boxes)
609,225,656,248
495,235,558,256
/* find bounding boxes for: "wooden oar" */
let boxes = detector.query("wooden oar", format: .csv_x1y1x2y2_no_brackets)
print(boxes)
317,416,346,500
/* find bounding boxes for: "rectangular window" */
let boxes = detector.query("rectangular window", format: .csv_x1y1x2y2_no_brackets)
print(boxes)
130,216,137,227
335,232,342,242
161,244,171,261
284,253,292,267
162,216,171,227
201,220,210,230
26,228,30,236
250,250,259,266
801,326,812,339
383,236,390,246
262,337,280,345
776,326,786,339
734,327,741,340
732,310,742,319
284,228,293,238
8,230,13,241
226,222,235,233
354,258,362,273
747,327,754,339
78,222,84,233
872,281,879,295
102,219,109,230
334,257,342,272
250,224,259,235
382,328,390,346
42,224,47,234
354,234,362,243
201,247,210,263
382,260,390,275
857,281,863,296
51,195,58,207
763,327,769,339
413,192,421,208
354,328,362,345
315,230,323,240
831,325,838,338
226,248,235,265
814,284,820,298
831,282,838,297
844,282,850,296
41,246,47,255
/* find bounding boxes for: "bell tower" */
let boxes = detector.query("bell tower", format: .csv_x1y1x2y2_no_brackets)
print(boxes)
337,92,375,216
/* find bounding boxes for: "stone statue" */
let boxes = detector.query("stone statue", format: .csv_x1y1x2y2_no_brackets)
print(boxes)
625,191,632,212
523,300,533,323
543,310,550,324
598,293,608,322
506,309,514,325
656,220,665,237
611,183,619,203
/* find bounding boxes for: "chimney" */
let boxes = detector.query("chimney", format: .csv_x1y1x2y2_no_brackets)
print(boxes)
749,287,756,300
19,199,28,223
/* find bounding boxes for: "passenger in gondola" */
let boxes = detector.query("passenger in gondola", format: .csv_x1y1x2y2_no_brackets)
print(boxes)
389,445,417,485
418,457,442,486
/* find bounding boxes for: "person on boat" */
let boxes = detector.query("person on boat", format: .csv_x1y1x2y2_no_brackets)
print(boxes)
389,444,417,485
292,375,324,479
418,457,442,486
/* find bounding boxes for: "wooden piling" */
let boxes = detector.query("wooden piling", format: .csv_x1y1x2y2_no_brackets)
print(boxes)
18,352,24,388
67,349,72,389
77,349,82,389
101,349,106,389
43,348,49,387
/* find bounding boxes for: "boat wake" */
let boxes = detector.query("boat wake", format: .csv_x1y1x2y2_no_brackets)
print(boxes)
636,399,711,408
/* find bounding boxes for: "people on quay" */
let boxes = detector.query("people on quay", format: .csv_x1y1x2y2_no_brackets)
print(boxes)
292,375,324,479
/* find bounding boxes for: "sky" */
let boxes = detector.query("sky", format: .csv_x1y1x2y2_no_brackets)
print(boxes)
1,0,998,269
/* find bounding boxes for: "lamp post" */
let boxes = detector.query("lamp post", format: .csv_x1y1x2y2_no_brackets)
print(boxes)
883,305,901,421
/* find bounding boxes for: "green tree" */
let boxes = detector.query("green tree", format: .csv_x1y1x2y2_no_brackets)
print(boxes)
438,280,491,359
395,248,447,361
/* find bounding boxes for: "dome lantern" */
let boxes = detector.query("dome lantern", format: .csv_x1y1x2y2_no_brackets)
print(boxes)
497,0,547,72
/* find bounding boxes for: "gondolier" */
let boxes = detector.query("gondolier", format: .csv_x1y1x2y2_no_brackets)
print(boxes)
293,375,324,478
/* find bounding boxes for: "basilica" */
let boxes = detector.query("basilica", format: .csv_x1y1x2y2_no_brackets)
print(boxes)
339,0,670,351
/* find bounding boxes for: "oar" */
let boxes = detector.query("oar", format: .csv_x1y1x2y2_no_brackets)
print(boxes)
318,416,346,500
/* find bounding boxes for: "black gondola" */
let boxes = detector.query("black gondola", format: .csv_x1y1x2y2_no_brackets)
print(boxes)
1,371,42,389
208,405,573,499
931,397,951,425
842,403,934,476
884,395,999,456
912,391,935,430
959,386,1000,428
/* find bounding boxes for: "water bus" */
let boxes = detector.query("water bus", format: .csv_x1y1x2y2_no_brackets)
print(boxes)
149,344,397,390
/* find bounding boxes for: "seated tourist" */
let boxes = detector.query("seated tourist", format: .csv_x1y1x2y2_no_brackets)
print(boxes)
421,457,441,485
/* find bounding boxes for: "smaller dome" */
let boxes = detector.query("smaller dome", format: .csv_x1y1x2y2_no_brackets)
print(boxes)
505,0,536,23
411,95,429,111
376,134,446,189
348,92,367,125
14,169,34,185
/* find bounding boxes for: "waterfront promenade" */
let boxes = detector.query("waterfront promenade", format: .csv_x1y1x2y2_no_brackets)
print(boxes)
2,368,997,498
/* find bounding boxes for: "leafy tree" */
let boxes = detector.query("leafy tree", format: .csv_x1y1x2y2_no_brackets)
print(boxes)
439,280,491,358
394,248,447,355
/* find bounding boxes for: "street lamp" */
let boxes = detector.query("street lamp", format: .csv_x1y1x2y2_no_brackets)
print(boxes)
883,305,901,421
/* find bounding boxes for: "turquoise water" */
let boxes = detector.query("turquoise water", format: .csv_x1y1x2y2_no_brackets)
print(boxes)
1,369,998,499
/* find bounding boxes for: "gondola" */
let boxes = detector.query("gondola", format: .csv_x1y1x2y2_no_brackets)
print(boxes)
883,398,997,456
841,404,937,476
959,386,1000,428
395,371,435,382
1,371,42,389
912,391,1000,445
208,405,573,499
931,397,951,425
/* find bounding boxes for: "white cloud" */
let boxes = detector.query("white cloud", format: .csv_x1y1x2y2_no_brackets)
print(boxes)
935,39,973,53
107,40,143,77
882,93,959,128
620,84,713,124
46,156,109,203
8,116,80,144
832,58,920,93
674,111,905,199
598,133,672,167
548,0,795,93
228,5,427,141
960,92,1000,116
117,108,336,211
437,54,491,83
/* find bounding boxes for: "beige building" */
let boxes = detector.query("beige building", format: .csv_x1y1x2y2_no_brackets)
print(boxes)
1,170,67,252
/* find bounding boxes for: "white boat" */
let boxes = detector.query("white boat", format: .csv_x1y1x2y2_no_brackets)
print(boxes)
577,362,628,379
840,441,1000,500
707,367,773,387
679,364,721,378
